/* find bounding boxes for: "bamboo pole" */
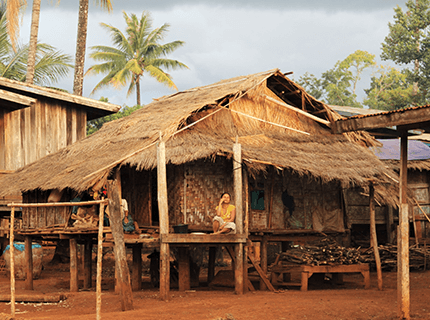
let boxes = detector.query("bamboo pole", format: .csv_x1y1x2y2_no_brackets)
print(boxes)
9,206,15,318
8,199,109,207
369,182,382,290
398,130,410,320
158,136,170,300
96,201,105,320
25,236,33,290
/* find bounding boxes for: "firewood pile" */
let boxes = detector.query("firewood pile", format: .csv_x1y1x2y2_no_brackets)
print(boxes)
360,244,430,271
71,206,99,228
276,238,361,266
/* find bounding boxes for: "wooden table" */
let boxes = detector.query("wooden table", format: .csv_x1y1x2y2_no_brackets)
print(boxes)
271,263,370,291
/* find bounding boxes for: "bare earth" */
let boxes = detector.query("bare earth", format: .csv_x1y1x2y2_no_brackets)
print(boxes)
0,248,429,320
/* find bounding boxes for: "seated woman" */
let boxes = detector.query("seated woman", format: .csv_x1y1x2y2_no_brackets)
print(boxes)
213,192,236,234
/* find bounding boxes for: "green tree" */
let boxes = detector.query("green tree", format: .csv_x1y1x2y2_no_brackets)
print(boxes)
296,72,324,100
381,0,430,105
87,103,143,135
86,11,188,106
363,65,413,110
0,10,73,86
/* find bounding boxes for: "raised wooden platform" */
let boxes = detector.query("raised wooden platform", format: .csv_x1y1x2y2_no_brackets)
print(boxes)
160,233,247,244
271,263,370,291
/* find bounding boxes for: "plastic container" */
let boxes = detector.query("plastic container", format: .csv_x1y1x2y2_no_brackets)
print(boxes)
173,224,188,234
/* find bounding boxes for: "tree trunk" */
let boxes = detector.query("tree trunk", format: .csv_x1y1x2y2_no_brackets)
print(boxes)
136,77,141,106
26,0,41,85
73,0,89,96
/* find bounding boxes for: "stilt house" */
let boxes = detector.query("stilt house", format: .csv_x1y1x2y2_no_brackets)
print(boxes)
0,69,398,294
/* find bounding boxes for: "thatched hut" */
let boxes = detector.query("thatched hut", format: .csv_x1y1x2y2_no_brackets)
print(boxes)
0,69,398,294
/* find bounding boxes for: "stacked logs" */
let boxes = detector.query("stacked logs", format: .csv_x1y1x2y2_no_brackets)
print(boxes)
277,238,361,266
360,243,430,271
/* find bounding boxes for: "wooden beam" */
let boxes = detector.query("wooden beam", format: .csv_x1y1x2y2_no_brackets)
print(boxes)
264,95,331,126
24,236,33,290
332,106,430,134
9,206,15,318
83,239,92,289
369,182,382,290
69,238,78,292
0,77,120,114
132,244,142,291
8,199,109,207
233,141,243,235
398,130,410,320
157,137,170,301
260,235,268,290
96,201,105,320
107,177,134,311
178,247,190,291
0,88,36,108
207,246,216,284
247,253,275,292
160,234,247,244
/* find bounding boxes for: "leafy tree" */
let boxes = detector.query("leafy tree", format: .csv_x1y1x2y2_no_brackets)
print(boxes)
86,11,188,106
381,0,430,105
87,103,143,135
363,65,413,110
296,72,324,100
0,10,73,86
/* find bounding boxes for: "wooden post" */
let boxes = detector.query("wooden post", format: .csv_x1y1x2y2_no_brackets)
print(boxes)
10,206,15,318
387,206,394,244
69,238,78,292
260,235,268,290
107,176,134,311
96,202,105,320
132,244,142,291
398,130,410,320
235,243,244,294
244,167,249,237
233,140,244,295
207,246,216,284
83,239,92,289
243,168,250,293
268,168,275,229
25,236,33,290
369,182,382,290
158,137,170,300
178,247,190,291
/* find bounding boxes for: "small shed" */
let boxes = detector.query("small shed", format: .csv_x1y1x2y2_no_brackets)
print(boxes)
0,77,120,239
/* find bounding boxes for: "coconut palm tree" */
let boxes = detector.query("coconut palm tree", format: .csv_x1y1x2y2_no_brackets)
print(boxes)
3,0,26,50
0,10,73,86
86,11,188,106
73,0,112,96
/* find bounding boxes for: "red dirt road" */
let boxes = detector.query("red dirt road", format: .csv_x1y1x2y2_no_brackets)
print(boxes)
0,252,430,320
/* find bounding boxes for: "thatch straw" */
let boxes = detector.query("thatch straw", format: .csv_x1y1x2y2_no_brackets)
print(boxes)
0,69,397,204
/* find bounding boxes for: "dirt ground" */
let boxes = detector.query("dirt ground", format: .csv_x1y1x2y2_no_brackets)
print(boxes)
0,247,429,320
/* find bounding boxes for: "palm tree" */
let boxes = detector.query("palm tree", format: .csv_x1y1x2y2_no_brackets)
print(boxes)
86,11,188,106
0,11,73,86
3,0,26,50
73,0,112,96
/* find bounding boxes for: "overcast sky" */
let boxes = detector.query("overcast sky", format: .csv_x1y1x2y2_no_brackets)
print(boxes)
18,0,406,107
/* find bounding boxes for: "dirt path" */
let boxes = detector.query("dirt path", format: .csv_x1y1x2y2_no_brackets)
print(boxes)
0,251,429,319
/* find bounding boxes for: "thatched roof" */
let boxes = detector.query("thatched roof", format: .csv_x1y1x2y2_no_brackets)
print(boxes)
0,69,398,204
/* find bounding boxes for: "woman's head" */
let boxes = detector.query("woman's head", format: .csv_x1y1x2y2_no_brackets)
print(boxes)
220,192,231,203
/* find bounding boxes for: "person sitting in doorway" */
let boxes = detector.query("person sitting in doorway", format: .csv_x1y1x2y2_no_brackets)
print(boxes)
121,199,141,234
212,192,236,234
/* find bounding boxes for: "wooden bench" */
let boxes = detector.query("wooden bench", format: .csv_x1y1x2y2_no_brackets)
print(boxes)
271,263,370,291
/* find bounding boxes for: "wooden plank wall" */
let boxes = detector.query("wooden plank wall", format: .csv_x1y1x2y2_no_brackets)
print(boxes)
0,98,86,171
22,190,70,229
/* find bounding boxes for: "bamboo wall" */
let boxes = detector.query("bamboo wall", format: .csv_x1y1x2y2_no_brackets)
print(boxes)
121,158,345,232
0,98,86,171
